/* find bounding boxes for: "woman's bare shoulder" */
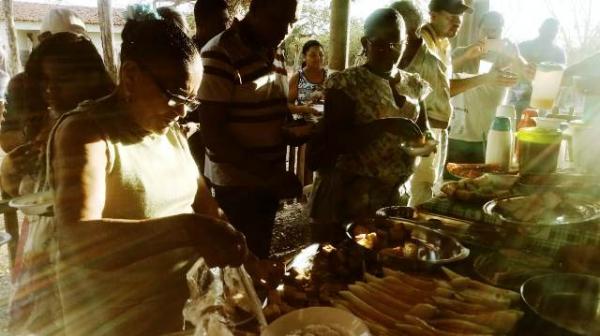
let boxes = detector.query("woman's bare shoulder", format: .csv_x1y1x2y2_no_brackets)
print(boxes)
55,113,104,145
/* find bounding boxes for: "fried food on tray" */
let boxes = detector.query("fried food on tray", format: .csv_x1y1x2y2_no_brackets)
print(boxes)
496,191,567,223
442,174,515,202
282,242,368,308
446,163,507,179
334,267,523,336
351,221,428,261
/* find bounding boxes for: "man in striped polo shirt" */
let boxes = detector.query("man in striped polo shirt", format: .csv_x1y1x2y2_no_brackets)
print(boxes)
197,0,301,258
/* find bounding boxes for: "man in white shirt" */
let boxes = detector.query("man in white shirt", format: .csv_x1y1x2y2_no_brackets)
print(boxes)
405,0,518,206
448,11,533,165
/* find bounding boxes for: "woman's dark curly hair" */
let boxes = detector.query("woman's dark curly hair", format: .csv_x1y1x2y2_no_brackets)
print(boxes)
120,16,199,82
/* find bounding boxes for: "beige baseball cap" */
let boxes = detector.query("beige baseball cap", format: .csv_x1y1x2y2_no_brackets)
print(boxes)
40,8,87,35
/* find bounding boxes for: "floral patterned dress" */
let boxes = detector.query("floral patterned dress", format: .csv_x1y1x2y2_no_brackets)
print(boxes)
308,66,430,240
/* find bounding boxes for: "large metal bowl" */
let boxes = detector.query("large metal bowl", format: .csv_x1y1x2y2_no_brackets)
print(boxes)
521,273,600,335
483,194,600,227
346,217,469,271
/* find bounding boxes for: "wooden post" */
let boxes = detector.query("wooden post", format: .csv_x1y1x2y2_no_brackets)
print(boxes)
328,0,350,71
454,0,490,47
98,0,118,80
2,0,22,75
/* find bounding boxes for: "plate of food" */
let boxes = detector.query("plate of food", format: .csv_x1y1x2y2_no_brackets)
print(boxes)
346,218,469,271
9,191,54,215
441,174,518,203
260,307,370,336
474,249,556,290
446,162,515,179
483,191,600,226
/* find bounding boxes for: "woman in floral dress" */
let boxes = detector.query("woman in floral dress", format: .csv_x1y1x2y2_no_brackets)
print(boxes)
308,8,434,242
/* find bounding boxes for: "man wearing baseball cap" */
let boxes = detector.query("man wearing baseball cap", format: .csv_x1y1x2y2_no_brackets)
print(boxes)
405,0,517,206
429,0,473,15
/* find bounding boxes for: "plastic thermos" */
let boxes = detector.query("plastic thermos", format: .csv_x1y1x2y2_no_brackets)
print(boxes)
496,105,517,132
485,116,513,170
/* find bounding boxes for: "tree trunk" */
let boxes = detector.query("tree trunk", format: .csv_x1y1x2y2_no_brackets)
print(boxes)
328,0,350,71
98,0,118,81
2,0,22,75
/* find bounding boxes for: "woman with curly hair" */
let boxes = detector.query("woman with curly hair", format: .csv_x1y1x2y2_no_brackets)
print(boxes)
49,7,248,335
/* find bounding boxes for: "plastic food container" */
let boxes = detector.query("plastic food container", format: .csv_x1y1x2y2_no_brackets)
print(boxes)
517,127,562,175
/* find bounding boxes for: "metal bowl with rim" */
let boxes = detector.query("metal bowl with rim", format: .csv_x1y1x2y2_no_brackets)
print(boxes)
521,273,600,335
483,193,600,227
346,217,469,271
375,206,416,220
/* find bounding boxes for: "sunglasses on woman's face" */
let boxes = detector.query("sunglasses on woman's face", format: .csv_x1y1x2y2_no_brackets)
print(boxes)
367,38,407,53
137,62,200,112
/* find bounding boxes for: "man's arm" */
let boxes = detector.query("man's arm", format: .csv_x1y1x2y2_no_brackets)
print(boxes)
452,40,486,71
450,69,518,97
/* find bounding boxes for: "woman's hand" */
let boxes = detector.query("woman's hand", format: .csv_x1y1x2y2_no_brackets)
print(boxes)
190,215,249,268
0,141,43,196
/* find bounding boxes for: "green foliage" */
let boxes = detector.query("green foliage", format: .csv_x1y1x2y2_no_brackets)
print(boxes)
283,0,366,70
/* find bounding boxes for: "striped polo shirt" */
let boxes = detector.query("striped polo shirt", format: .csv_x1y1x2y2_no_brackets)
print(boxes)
198,21,289,187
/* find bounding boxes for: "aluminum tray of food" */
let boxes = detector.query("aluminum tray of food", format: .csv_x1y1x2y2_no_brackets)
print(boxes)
441,174,519,203
382,208,512,251
521,273,600,336
483,191,600,227
346,218,469,271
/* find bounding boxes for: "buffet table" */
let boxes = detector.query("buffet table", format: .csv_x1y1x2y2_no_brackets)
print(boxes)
181,173,600,336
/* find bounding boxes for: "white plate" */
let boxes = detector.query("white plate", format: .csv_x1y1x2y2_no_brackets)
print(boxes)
261,307,370,336
9,191,54,215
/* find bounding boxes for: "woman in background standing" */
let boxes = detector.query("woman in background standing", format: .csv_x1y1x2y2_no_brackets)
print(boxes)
288,40,327,117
